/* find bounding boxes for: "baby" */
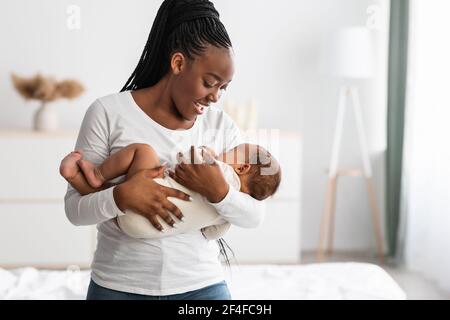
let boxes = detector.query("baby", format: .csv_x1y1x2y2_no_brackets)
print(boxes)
60,143,281,240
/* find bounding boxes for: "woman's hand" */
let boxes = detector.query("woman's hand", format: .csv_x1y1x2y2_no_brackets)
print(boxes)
113,165,191,231
169,146,230,203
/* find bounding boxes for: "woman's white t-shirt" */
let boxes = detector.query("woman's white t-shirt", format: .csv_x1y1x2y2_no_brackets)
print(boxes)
64,91,265,295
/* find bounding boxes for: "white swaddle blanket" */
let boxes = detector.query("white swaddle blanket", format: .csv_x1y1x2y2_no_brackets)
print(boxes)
117,161,241,239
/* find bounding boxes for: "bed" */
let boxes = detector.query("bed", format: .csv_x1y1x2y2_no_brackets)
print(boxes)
0,262,406,300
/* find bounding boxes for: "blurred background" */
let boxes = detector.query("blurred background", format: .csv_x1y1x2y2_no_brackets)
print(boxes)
0,0,448,300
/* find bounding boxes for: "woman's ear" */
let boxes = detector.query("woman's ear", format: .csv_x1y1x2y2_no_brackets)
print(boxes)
171,52,186,75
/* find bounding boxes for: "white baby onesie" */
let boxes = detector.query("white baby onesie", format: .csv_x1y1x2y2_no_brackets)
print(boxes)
117,160,240,240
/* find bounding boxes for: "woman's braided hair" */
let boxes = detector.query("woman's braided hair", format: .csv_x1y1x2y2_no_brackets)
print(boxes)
121,0,232,92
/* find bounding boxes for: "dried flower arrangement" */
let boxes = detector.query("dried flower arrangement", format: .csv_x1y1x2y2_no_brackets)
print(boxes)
11,73,84,102
11,73,85,131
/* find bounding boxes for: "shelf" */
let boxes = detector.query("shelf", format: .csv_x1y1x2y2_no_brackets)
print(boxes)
0,129,78,138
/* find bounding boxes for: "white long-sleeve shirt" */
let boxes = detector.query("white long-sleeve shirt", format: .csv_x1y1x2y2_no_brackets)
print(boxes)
64,91,266,295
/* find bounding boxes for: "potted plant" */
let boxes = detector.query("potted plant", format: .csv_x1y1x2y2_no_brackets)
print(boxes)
11,73,84,131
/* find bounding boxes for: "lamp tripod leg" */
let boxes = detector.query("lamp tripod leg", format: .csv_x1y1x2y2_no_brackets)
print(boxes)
317,176,336,262
318,87,347,262
326,176,338,256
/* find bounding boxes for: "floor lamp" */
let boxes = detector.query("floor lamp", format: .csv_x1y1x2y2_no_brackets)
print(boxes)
316,27,385,264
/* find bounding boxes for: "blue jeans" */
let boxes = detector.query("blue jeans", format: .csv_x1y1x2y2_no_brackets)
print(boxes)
86,279,231,300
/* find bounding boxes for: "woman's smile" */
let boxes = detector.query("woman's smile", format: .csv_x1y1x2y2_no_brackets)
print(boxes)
194,101,206,115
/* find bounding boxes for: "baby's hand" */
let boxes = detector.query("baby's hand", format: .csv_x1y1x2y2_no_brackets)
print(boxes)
176,146,218,164
170,146,228,203
199,146,218,160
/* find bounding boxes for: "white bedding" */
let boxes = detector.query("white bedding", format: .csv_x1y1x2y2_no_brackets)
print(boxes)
0,263,406,300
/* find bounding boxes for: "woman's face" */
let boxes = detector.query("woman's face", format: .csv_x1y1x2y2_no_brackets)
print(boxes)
170,45,234,122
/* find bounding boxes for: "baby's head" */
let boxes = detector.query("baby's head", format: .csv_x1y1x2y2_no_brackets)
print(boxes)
219,144,282,200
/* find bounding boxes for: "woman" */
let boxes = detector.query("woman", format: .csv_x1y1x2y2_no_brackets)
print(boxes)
64,0,265,300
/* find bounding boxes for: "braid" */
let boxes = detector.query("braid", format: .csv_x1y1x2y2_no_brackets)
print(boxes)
121,0,232,92
217,238,236,268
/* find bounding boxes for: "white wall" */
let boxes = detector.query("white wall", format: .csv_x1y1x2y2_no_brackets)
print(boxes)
0,0,389,252
219,0,390,252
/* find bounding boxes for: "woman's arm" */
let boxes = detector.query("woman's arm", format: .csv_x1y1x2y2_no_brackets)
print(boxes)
170,153,266,228
64,99,124,226
65,99,190,228
170,113,266,229
207,182,266,228
216,114,266,228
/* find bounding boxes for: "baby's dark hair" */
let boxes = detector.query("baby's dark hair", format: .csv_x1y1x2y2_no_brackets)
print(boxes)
244,144,282,201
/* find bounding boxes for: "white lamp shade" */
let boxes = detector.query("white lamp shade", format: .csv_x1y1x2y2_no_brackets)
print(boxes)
322,27,375,79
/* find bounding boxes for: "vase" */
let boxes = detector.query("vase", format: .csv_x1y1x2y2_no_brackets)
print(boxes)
34,103,59,132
